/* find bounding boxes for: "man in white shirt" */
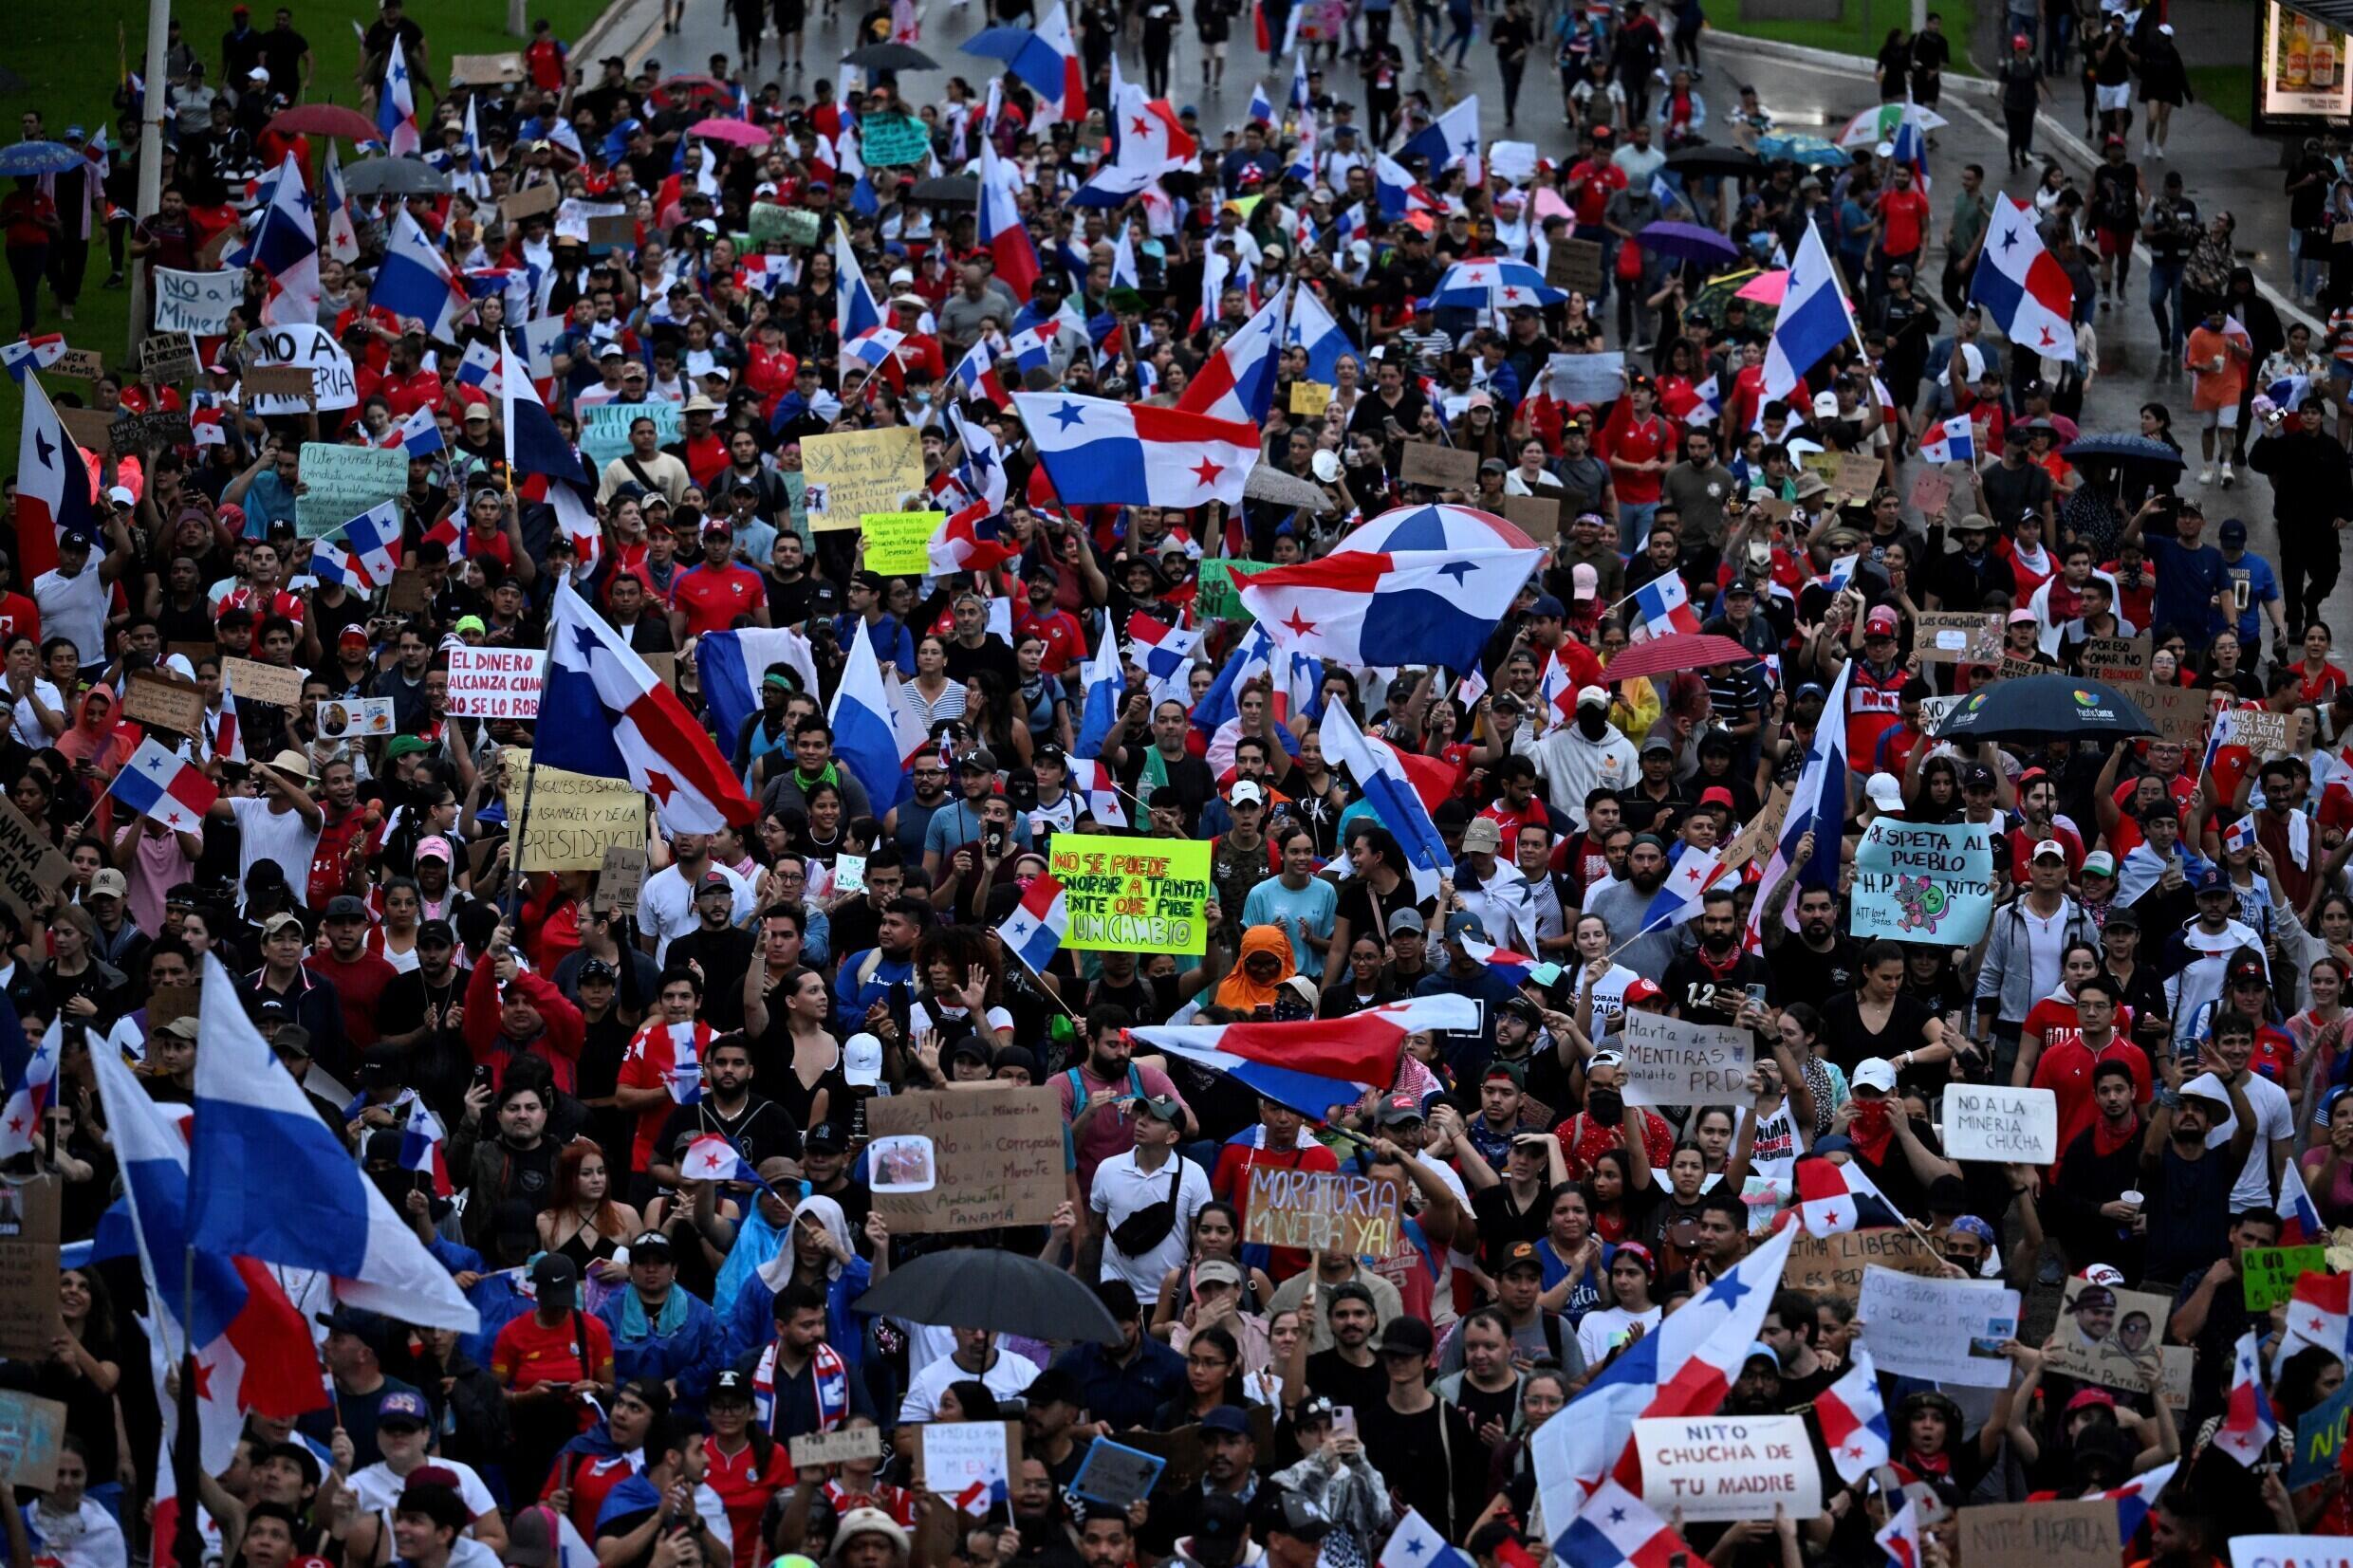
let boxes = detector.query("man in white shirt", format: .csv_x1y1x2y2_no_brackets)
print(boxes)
1089,1097,1212,1301
32,517,132,676
343,1391,507,1565
206,748,325,910
635,833,755,963
2203,1009,2297,1212
896,1326,1043,1421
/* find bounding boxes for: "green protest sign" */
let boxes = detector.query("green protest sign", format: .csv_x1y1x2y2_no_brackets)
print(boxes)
862,510,943,576
1848,819,1996,947
295,444,408,539
748,204,794,244
2243,1245,2328,1310
861,114,932,167
1195,559,1263,622
782,209,822,247
579,399,683,470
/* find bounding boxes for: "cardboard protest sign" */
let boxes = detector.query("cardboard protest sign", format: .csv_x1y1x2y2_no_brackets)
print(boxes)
2231,708,2312,761
594,846,650,914
1780,1228,1948,1301
447,648,547,719
153,267,241,336
1289,380,1332,416
126,670,206,734
1195,560,1260,622
1242,1167,1402,1256
1501,494,1564,543
498,182,561,223
54,348,104,382
861,510,942,576
788,1427,883,1469
0,1180,66,1360
2122,682,2212,746
145,986,199,1036
1723,784,1793,873
2242,1245,2329,1310
642,652,676,690
1045,836,1211,954
1914,612,2003,666
245,324,358,414
0,798,70,931
2078,634,2153,684
1849,819,1995,946
223,656,305,709
139,334,201,384
448,50,527,83
1959,1501,2119,1568
0,1393,65,1488
239,365,317,405
2041,1277,2182,1398
515,759,647,874
1618,1012,1751,1108
1634,1415,1821,1522
1071,1440,1169,1509
1544,351,1626,407
1857,1265,2020,1388
1546,239,1603,294
1907,470,1953,519
110,411,192,457
1832,452,1881,500
803,427,925,531
317,697,396,741
295,442,409,539
579,399,682,470
1941,1084,2058,1164
385,568,432,613
863,1087,1065,1231
58,408,114,453
1399,441,1480,491
2291,1381,2352,1489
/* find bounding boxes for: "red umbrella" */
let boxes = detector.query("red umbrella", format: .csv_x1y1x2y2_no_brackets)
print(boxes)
688,117,775,149
267,103,381,141
649,74,732,109
1602,633,1758,684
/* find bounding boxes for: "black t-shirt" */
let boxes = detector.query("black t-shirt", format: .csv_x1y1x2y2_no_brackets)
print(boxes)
655,1094,804,1173
941,636,1021,692
1304,1348,1389,1416
666,926,759,1033
1769,935,1861,1013
1819,992,1937,1080
1452,1375,1519,1438
1978,461,2052,528
1619,784,1689,838
1359,1397,1484,1540
1468,1184,1549,1268
1659,949,1773,1021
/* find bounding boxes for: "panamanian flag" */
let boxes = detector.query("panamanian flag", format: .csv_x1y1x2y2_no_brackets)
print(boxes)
996,874,1069,976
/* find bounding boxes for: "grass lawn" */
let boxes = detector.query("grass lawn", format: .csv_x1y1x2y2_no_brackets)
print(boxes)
1,0,607,435
2188,63,2252,126
1709,0,1980,73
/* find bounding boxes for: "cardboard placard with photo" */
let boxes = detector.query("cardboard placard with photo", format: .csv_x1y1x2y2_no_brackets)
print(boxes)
2042,1277,2192,1405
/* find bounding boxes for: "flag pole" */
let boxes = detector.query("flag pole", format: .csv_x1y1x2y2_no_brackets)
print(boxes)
170,1240,200,1568
503,605,566,919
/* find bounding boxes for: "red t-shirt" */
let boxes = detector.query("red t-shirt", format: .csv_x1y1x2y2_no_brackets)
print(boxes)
1605,415,1672,505
2031,1034,2154,1163
495,1308,617,1395
306,950,400,1051
1880,188,1931,255
1,191,56,249
1015,607,1087,675
672,563,769,637
619,1019,713,1171
704,1438,787,1568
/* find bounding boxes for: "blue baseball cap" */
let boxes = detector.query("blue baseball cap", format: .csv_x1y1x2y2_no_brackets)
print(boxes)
2193,864,2232,895
378,1390,431,1428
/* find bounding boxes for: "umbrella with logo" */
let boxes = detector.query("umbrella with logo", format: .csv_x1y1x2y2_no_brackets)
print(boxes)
1928,674,2158,743
0,141,83,177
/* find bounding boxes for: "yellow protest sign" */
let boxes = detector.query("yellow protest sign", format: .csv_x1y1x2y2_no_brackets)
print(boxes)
862,510,944,576
513,747,651,872
1045,836,1212,954
802,427,924,532
1289,380,1333,416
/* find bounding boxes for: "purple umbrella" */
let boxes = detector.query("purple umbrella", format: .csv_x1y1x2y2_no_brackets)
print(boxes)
1637,219,1739,267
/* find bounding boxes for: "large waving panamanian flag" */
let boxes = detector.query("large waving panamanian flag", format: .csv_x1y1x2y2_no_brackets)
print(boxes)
1970,194,2077,361
1319,707,1454,900
1129,995,1477,1119
1627,572,1701,642
373,211,468,341
183,953,478,1331
377,34,421,154
1764,221,1855,401
1237,546,1544,675
996,875,1069,976
398,1098,454,1199
1177,286,1286,424
967,1,1086,129
1814,1348,1891,1484
538,581,757,833
1014,392,1260,508
1918,415,1976,465
109,738,220,832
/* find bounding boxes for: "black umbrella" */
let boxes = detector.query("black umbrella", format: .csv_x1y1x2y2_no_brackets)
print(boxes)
911,174,980,206
1929,673,2159,743
1665,142,1763,179
845,41,942,70
2061,433,2187,469
853,1247,1124,1344
342,158,454,195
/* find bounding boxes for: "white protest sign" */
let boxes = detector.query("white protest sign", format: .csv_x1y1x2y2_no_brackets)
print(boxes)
2232,1540,2353,1568
245,324,359,414
1545,351,1627,407
1488,140,1539,183
1618,1011,1751,1108
153,268,242,336
1858,1265,2020,1389
446,648,547,719
1942,1084,2058,1164
1633,1416,1822,1522
920,1421,1009,1496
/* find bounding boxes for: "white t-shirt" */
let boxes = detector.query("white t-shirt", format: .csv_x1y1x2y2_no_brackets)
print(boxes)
1090,1149,1212,1301
350,1457,498,1520
2204,1071,2297,1212
636,862,756,963
895,1345,1043,1424
9,677,63,748
1575,1303,1662,1368
227,793,324,911
32,564,106,668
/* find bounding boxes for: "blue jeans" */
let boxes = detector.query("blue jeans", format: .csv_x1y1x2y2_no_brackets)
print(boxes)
1620,500,1659,554
2147,257,2187,357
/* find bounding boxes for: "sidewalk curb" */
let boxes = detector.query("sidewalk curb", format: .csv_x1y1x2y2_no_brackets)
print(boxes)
574,0,668,78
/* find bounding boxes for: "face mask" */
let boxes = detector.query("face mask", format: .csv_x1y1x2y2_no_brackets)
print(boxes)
1577,710,1609,740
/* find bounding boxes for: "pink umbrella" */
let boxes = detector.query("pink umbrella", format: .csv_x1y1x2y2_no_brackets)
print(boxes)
688,117,774,148
1735,270,1788,305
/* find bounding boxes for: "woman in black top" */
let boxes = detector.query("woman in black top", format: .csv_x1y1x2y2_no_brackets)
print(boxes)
1820,940,1951,1098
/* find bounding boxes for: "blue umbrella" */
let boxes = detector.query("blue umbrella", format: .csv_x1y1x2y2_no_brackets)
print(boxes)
0,141,83,177
1757,133,1851,168
1638,219,1739,267
1929,674,2159,743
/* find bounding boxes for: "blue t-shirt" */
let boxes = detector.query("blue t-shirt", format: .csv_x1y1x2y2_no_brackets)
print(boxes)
2146,532,2228,640
1240,875,1340,978
2221,550,2281,644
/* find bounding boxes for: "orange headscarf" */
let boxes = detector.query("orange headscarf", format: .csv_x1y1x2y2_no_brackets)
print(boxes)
1214,924,1299,1014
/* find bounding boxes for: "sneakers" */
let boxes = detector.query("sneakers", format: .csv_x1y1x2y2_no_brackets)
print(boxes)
2220,460,2236,489
2197,465,2215,486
